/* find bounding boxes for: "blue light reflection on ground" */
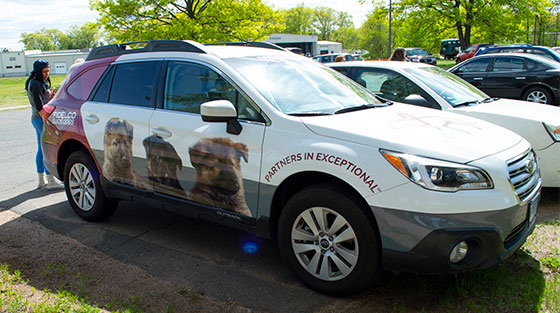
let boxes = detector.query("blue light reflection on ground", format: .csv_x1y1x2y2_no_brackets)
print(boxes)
242,241,259,254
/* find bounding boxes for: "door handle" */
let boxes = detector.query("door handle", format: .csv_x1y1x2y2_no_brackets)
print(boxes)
473,77,484,81
152,127,172,139
515,76,526,80
84,114,99,124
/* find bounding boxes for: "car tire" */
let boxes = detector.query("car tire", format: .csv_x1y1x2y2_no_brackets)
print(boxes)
523,87,552,104
64,151,118,221
278,184,381,295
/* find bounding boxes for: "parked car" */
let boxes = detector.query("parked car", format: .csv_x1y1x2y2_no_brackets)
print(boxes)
474,44,560,62
329,60,559,187
405,48,437,65
312,53,361,63
448,53,560,105
455,44,491,63
42,40,540,295
440,38,461,60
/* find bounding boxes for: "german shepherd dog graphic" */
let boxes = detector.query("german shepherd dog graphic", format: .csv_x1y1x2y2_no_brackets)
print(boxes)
102,118,147,188
143,134,186,197
189,137,251,217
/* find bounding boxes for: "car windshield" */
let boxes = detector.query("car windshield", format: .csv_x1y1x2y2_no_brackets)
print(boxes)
225,56,382,115
403,66,489,107
407,49,429,56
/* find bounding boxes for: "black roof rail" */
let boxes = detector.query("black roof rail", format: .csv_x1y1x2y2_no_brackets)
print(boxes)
205,41,287,51
85,40,207,61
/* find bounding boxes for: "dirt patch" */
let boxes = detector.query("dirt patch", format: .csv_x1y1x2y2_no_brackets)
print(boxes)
0,213,251,313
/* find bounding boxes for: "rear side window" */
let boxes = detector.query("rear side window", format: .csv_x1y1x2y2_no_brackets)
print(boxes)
491,57,525,72
67,66,106,101
108,61,159,107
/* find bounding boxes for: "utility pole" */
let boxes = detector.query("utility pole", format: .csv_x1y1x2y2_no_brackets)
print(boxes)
388,0,392,58
533,14,538,44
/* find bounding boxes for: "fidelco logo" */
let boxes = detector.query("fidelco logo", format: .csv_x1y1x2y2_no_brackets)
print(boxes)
51,111,77,126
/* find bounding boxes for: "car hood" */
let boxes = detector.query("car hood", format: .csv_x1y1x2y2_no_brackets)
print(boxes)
452,98,560,149
301,103,523,163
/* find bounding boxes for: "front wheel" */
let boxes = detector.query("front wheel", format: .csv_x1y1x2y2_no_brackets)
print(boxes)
278,185,381,295
64,151,118,221
523,87,552,104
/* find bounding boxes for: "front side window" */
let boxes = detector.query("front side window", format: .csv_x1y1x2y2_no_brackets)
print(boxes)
109,61,159,107
491,57,525,72
356,69,423,103
164,61,265,122
457,58,491,73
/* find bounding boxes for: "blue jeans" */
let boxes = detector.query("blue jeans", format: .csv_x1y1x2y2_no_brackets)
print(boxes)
31,117,49,175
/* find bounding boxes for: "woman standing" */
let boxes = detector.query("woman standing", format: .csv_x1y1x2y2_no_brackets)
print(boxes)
25,59,62,189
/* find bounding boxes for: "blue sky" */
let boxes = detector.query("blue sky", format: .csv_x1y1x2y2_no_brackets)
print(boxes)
0,0,372,51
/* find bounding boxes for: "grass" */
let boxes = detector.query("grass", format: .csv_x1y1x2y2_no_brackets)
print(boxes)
0,74,66,108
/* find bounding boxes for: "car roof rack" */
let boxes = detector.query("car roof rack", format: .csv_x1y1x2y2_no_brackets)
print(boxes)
204,41,287,51
85,40,207,61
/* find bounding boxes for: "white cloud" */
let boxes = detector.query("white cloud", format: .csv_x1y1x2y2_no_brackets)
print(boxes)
0,0,97,50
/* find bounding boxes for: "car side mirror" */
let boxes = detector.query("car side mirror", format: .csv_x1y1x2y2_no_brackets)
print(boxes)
402,94,433,108
201,100,242,135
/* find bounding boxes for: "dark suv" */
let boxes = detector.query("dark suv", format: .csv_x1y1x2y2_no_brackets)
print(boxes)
474,44,560,62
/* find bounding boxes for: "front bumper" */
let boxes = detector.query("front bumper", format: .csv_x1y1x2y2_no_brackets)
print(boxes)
536,142,560,187
375,188,540,274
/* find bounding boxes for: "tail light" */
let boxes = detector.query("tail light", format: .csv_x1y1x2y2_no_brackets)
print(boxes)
42,104,56,121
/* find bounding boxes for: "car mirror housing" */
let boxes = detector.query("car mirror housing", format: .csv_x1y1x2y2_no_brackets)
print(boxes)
402,94,431,108
201,100,242,135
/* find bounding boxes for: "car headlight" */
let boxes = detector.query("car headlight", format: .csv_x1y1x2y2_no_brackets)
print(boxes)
381,150,493,192
410,57,419,62
544,122,560,141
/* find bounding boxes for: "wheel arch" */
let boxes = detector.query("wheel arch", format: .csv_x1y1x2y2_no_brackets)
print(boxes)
521,83,555,103
56,139,93,179
266,171,380,243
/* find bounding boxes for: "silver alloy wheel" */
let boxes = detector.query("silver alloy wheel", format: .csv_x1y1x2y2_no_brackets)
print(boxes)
526,90,548,103
68,163,96,212
291,206,359,281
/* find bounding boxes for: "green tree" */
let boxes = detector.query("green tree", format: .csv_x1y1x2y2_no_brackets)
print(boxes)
91,0,284,43
311,7,339,40
21,29,64,51
391,0,551,49
64,23,102,49
281,4,314,34
20,25,102,50
358,7,389,58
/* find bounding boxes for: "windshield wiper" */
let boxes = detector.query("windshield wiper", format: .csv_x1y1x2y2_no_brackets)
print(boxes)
335,103,386,114
288,112,333,116
455,97,495,107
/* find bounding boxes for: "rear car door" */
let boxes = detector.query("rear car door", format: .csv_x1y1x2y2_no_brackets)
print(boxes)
82,60,160,190
483,56,527,99
147,60,266,219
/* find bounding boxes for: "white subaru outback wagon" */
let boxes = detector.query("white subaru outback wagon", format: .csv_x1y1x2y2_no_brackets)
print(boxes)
41,40,541,295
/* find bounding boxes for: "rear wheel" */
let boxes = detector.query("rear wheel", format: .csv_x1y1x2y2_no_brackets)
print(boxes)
278,185,381,295
64,151,118,221
524,87,552,104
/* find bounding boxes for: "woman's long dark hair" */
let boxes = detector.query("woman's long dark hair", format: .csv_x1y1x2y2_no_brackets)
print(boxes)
24,59,51,91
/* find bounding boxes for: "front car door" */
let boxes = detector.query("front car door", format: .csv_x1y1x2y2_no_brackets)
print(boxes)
147,60,266,219
452,57,492,91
